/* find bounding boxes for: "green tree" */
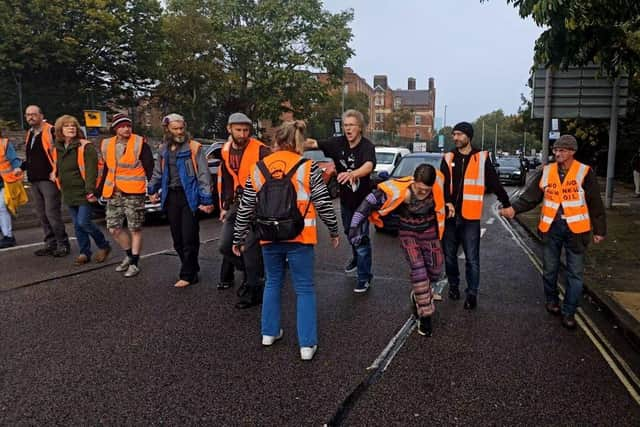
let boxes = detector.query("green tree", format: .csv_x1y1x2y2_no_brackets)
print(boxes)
383,108,413,142
307,91,370,139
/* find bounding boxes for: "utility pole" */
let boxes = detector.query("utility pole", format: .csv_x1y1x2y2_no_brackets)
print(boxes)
443,104,447,128
341,83,348,114
494,122,498,159
523,130,527,156
481,121,485,151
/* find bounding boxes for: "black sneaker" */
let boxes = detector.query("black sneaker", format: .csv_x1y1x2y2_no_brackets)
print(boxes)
235,286,262,309
52,246,71,257
417,316,432,337
448,285,460,300
34,246,56,256
344,258,357,274
464,294,477,310
0,236,16,249
217,281,234,290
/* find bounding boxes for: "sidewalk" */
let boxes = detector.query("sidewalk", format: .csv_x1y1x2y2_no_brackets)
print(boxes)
516,178,640,345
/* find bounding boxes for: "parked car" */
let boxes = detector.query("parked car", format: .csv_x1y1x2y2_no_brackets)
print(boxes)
495,156,526,186
144,141,223,219
375,151,444,233
302,149,339,199
374,147,411,179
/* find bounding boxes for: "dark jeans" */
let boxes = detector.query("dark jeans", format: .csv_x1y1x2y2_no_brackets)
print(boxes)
340,202,372,285
219,202,263,290
442,216,480,296
68,204,109,257
31,180,69,249
166,188,200,282
542,220,586,316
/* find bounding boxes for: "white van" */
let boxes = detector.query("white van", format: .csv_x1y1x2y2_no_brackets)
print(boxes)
374,147,411,175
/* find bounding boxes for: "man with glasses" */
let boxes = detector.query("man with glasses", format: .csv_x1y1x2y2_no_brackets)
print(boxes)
22,105,70,257
500,135,606,329
305,109,376,293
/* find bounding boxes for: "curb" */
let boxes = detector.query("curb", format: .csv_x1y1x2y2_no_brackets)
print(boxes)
514,216,640,351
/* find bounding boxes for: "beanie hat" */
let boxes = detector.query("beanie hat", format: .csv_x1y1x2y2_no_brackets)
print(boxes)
227,112,253,126
111,113,132,129
162,113,185,126
553,135,578,151
452,121,474,140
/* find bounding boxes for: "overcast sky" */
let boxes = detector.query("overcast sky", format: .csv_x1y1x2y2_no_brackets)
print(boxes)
321,0,543,126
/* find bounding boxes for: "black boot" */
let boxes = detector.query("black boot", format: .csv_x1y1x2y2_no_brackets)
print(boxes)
417,316,432,337
235,285,263,309
448,285,460,300
463,294,477,310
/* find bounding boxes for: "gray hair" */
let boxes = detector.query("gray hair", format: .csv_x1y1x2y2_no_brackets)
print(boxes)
163,113,185,125
342,109,365,129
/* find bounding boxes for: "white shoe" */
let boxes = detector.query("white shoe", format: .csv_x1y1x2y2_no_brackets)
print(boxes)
300,345,317,361
262,329,284,346
115,257,131,272
124,264,140,277
433,292,443,301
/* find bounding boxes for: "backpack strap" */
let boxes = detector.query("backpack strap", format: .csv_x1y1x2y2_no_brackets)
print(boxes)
256,159,272,182
287,158,312,218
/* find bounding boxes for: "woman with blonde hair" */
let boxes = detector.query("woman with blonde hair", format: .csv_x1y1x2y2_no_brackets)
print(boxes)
232,120,340,361
54,115,111,265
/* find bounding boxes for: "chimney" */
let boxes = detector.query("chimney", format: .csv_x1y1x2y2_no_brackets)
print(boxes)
373,75,388,90
428,77,435,91
408,77,416,90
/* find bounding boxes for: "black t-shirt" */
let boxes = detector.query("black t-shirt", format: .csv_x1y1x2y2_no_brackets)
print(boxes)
318,136,376,209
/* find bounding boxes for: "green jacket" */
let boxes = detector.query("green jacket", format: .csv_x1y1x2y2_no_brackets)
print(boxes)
55,139,98,206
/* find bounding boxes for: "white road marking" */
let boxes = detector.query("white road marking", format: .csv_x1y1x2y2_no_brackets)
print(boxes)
481,227,487,238
486,217,495,225
0,238,77,253
367,317,416,372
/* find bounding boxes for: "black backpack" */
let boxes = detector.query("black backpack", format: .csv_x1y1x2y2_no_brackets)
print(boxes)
255,158,311,241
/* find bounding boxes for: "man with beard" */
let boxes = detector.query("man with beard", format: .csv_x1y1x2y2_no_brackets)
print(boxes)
22,105,70,256
218,113,270,308
148,114,214,288
305,109,376,293
101,113,154,277
440,122,511,309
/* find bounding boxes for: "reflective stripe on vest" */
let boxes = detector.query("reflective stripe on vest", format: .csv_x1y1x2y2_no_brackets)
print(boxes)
445,151,487,220
250,150,317,245
0,138,20,183
538,161,591,233
101,135,146,197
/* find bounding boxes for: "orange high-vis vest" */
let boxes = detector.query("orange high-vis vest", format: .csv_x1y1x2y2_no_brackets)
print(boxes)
444,150,488,220
0,138,20,184
370,171,446,240
538,161,591,233
219,138,264,196
250,150,317,245
75,140,105,191
101,134,147,197
25,122,56,175
159,140,201,175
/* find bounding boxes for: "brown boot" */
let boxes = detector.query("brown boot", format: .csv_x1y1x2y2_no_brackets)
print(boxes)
74,254,90,265
94,246,112,263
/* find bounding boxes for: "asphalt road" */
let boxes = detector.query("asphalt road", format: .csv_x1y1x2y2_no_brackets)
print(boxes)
1,195,639,425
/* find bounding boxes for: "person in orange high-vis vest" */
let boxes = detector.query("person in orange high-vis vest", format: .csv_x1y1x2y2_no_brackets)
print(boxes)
23,105,70,257
232,120,339,361
218,112,271,309
0,135,24,248
101,113,155,278
348,164,452,337
440,122,511,310
500,135,606,329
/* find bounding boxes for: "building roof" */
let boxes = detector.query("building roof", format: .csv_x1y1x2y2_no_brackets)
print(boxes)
394,90,431,107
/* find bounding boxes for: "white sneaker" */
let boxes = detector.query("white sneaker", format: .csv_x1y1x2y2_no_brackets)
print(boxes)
433,292,443,301
262,329,284,346
300,345,318,361
115,257,131,272
124,264,140,278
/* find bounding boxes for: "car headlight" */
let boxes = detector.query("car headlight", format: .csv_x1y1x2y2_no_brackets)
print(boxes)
513,170,521,175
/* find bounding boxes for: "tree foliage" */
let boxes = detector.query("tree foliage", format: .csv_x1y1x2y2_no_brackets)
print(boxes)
307,91,369,139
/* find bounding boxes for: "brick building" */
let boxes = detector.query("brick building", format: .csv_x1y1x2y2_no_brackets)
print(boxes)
373,76,436,141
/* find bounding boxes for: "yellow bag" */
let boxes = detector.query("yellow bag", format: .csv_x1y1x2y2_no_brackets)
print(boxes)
3,180,28,216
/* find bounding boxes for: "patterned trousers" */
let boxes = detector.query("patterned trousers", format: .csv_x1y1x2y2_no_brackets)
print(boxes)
399,225,443,317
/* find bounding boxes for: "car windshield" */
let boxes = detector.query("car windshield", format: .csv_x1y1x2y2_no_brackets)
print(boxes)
499,157,520,167
391,155,442,177
303,150,327,162
376,152,396,164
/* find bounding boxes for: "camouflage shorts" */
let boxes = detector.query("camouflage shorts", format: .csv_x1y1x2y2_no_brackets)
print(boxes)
106,192,146,231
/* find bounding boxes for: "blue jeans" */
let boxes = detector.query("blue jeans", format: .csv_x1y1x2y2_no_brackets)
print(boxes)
340,202,373,285
68,204,110,257
442,216,480,296
542,220,585,316
261,243,317,347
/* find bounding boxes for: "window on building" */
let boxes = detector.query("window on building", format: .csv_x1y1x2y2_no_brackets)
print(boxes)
394,97,401,109
415,114,423,125
375,94,384,106
375,113,384,123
